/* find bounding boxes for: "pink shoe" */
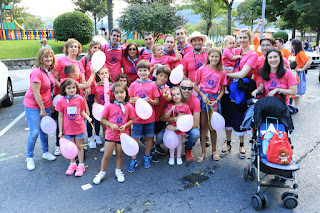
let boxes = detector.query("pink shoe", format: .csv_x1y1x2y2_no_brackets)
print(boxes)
65,163,77,175
75,165,85,177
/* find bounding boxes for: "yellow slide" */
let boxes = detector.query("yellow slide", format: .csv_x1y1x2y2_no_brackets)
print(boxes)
14,20,24,30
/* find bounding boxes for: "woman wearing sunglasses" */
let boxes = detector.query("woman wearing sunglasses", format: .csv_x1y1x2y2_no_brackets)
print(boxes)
121,42,141,85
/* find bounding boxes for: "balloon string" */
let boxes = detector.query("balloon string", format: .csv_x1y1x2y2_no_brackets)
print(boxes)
206,104,214,131
79,122,97,147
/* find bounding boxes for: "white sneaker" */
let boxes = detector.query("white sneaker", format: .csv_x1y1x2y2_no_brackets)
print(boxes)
26,158,35,170
42,152,56,161
95,136,103,145
115,170,125,183
54,146,61,156
177,158,183,165
89,141,97,148
168,158,175,165
93,171,106,184
112,148,116,156
100,147,104,152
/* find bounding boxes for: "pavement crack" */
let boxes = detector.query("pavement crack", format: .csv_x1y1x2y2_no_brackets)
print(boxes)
295,141,320,164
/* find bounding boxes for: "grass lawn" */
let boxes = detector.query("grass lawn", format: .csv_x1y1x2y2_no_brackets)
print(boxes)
0,39,164,60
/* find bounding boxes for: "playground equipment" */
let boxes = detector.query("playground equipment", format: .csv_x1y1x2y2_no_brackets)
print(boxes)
0,4,53,40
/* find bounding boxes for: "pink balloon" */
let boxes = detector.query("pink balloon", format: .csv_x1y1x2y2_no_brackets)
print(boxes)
92,103,104,121
177,114,194,132
120,133,139,156
210,112,225,131
40,116,57,134
135,98,152,120
169,64,184,84
59,138,78,159
53,94,63,107
163,130,179,149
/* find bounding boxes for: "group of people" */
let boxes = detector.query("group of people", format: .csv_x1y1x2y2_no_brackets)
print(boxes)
24,24,311,184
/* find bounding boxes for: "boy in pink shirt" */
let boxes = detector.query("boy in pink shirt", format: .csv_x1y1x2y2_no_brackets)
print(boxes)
222,35,242,71
128,60,160,172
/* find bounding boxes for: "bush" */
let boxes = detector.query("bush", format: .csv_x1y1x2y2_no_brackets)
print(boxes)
53,11,94,45
272,31,289,42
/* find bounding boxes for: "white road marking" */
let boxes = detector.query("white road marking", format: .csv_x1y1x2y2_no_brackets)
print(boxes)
0,111,25,137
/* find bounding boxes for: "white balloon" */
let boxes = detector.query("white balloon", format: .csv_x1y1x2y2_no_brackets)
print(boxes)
91,51,106,71
92,103,104,121
177,114,194,132
53,94,63,107
169,64,184,84
135,98,153,120
92,35,107,45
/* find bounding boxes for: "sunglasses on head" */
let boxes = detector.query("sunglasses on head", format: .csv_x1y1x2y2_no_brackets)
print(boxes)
181,86,193,91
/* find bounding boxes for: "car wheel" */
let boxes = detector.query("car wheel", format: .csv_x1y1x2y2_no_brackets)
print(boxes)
1,79,14,107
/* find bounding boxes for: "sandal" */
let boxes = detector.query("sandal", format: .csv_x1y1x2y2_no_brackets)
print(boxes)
239,146,246,159
212,151,220,161
221,145,231,155
197,153,206,163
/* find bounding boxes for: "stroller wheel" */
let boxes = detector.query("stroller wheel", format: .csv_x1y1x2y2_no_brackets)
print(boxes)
281,192,294,201
243,167,249,181
252,195,263,210
258,192,268,209
283,195,298,209
249,168,256,181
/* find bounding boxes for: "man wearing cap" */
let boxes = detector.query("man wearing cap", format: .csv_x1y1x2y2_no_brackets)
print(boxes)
175,26,193,58
182,31,208,82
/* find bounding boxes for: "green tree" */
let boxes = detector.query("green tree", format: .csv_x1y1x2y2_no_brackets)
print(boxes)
272,31,288,42
300,0,320,45
0,0,21,29
118,3,187,41
124,0,172,3
183,23,196,35
222,0,235,35
180,0,223,36
72,0,107,35
53,11,94,44
236,0,261,30
23,15,45,29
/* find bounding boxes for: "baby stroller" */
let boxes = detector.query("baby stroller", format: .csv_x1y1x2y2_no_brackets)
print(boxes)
242,95,299,210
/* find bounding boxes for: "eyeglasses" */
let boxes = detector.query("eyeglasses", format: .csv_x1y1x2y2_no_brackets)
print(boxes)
128,48,137,51
181,86,193,91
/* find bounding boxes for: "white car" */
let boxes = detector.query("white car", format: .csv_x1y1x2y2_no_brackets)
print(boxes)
0,60,14,107
305,51,320,69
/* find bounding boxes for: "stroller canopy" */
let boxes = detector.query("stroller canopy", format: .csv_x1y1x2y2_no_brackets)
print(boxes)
253,96,294,132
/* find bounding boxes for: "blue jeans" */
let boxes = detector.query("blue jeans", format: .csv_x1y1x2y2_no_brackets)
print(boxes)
156,127,200,151
25,107,52,158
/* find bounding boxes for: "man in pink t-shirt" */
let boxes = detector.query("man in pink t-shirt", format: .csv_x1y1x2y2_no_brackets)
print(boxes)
182,31,208,82
175,26,193,58
139,32,154,62
163,35,182,70
101,28,124,82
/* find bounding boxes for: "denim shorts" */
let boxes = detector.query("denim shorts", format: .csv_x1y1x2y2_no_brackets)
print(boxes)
105,139,121,144
132,122,155,139
64,133,85,140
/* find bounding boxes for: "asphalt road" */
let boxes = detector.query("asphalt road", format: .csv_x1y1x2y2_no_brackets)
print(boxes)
0,68,320,213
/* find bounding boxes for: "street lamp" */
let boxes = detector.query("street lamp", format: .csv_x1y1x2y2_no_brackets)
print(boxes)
261,0,266,35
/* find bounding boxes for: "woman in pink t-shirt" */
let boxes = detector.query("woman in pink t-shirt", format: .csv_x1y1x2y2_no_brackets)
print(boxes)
93,83,135,184
121,42,140,85
194,48,227,162
24,48,57,170
164,87,192,166
55,78,92,177
252,48,298,104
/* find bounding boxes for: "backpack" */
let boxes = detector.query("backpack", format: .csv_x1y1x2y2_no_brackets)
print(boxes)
266,130,293,165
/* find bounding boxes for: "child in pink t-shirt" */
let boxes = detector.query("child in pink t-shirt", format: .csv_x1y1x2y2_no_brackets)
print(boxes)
91,67,113,150
222,35,242,71
194,48,227,163
128,60,160,172
150,44,180,78
93,83,135,184
55,78,92,177
164,87,192,165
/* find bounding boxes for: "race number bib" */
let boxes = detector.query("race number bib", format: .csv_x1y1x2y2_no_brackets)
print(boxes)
67,107,77,114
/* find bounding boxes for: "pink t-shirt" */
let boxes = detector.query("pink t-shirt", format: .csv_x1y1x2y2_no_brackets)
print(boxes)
164,51,182,70
55,95,87,135
150,55,175,75
166,103,192,135
182,51,208,82
101,44,124,82
54,56,85,95
128,81,160,124
179,45,193,58
222,48,236,67
139,48,152,62
92,84,113,105
79,57,99,93
259,69,298,104
196,65,227,95
121,57,139,85
154,85,170,122
186,94,201,114
234,49,258,77
101,103,135,141
24,68,55,109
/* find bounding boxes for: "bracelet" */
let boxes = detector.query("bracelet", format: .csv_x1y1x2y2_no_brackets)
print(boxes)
106,121,110,127
216,99,220,102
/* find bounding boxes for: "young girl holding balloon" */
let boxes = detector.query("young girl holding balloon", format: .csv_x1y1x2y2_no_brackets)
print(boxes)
164,87,192,165
93,83,135,184
194,48,227,163
55,78,92,177
92,67,113,150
